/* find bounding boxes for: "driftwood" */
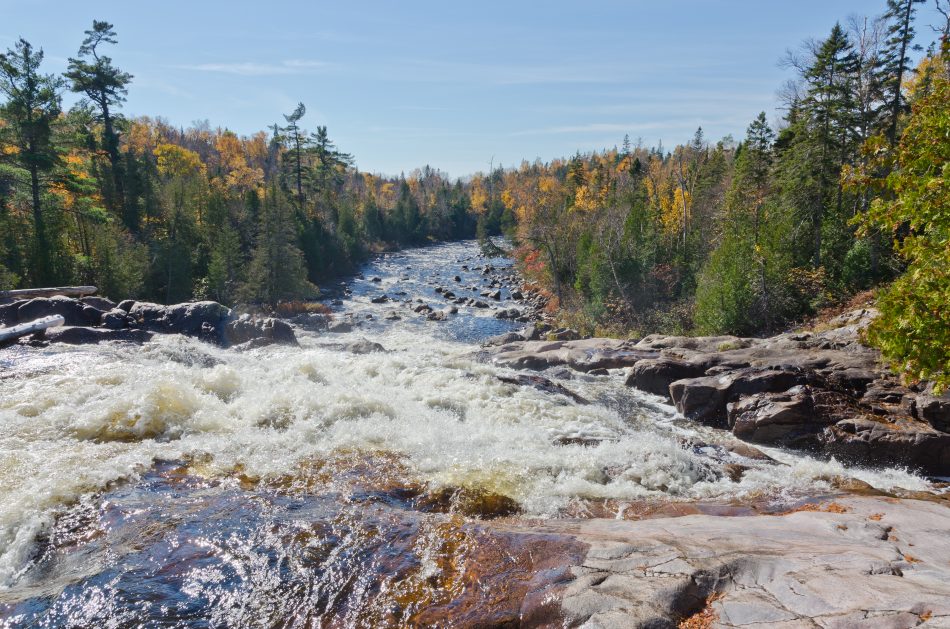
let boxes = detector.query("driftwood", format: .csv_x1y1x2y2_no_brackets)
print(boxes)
0,286,97,301
0,315,65,345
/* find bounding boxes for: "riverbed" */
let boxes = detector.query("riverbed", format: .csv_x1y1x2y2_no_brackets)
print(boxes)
0,241,938,626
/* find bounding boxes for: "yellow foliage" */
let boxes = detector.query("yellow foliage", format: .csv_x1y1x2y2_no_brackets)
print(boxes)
154,143,205,179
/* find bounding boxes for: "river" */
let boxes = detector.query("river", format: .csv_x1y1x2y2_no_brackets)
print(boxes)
0,240,935,626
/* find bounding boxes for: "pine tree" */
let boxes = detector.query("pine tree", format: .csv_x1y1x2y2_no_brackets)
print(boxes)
65,20,132,214
880,0,926,145
241,185,315,305
0,38,65,285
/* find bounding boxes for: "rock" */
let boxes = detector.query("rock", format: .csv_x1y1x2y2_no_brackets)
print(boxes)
384,311,401,321
485,332,525,346
625,358,708,398
101,309,130,330
488,289,501,301
521,323,552,341
221,315,297,347
494,308,521,320
728,386,838,448
17,296,104,327
472,300,489,309
427,310,447,321
453,275,462,282
129,300,231,337
290,313,330,331
915,388,950,432
80,296,117,311
414,304,433,314
116,299,136,312
442,290,456,299
669,369,804,428
511,290,524,300
343,338,386,354
327,320,354,333
497,374,589,404
370,277,382,283
370,295,389,304
554,496,950,627
550,328,581,341
44,326,153,345
823,416,950,476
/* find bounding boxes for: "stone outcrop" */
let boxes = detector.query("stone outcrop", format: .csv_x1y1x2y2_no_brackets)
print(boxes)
487,308,950,475
536,496,950,627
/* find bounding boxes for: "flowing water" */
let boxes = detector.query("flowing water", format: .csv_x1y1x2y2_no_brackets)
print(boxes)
0,241,936,626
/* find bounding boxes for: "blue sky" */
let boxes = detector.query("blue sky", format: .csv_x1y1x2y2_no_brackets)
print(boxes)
1,1,943,177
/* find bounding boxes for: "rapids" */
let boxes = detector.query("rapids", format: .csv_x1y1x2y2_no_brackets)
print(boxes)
0,240,936,625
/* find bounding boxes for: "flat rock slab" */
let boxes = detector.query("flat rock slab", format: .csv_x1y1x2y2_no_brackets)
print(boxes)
514,496,950,627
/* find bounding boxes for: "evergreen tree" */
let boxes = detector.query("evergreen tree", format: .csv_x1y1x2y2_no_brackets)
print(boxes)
241,184,315,305
0,38,65,285
880,0,926,144
65,20,132,214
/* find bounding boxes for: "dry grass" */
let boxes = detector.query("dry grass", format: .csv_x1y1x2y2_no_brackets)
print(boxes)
777,501,850,516
679,592,724,629
274,301,332,317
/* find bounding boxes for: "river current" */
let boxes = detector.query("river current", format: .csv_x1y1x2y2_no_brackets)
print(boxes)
0,241,935,626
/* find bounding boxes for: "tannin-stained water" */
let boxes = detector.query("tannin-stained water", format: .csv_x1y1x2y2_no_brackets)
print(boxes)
0,241,936,626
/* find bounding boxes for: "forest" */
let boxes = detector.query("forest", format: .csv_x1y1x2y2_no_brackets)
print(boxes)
1,0,948,388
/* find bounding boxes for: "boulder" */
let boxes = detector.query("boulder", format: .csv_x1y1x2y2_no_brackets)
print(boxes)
44,326,153,345
370,294,389,304
669,369,803,428
80,296,117,311
343,338,386,354
101,309,130,330
728,386,838,448
17,296,104,327
823,416,950,476
485,332,525,346
497,374,589,404
328,320,354,333
625,358,708,398
221,314,297,347
427,310,447,321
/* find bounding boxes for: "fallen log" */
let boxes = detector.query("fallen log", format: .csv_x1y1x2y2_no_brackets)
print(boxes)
0,315,65,345
0,286,97,301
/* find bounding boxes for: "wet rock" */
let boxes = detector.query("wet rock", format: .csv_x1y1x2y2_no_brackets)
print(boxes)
494,308,521,319
823,416,950,476
343,338,386,354
442,290,456,299
511,290,524,300
453,275,462,282
488,289,501,300
221,315,298,347
370,294,389,304
427,310,447,321
116,299,135,312
327,320,354,333
497,374,590,404
130,300,231,337
44,326,153,345
370,277,382,283
290,313,330,331
384,311,401,321
417,486,520,519
414,303,433,314
472,300,489,309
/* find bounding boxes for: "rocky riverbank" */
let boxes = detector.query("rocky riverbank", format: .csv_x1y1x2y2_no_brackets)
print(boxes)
513,494,950,627
0,295,298,349
488,308,950,477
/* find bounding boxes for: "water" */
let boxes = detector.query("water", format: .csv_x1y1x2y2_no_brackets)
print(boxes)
0,241,935,626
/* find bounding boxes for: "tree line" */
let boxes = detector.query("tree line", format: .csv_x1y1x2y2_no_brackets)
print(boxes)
0,21,480,305
493,0,949,388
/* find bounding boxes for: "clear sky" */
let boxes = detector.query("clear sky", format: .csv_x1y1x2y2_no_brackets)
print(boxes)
1,0,944,178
